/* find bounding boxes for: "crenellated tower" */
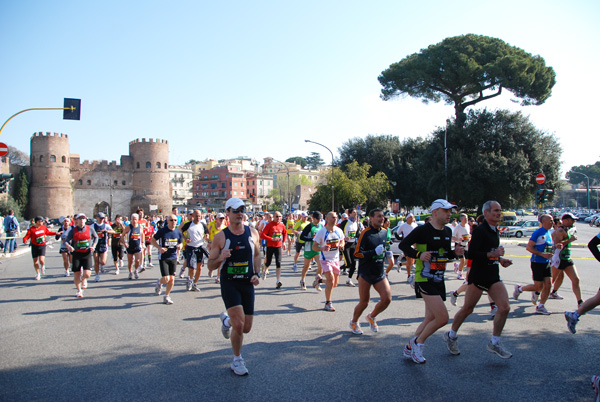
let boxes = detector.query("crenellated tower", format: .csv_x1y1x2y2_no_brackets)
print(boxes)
29,132,74,217
129,138,171,214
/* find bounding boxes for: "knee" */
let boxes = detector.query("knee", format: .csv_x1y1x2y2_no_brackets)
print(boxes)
497,303,510,316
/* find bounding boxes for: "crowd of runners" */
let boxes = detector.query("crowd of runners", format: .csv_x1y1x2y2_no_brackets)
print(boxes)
6,197,600,394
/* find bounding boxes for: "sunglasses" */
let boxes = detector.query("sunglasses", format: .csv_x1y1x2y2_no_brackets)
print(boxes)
230,207,245,214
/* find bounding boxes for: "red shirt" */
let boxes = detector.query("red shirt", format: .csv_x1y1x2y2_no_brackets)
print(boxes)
23,225,58,246
260,221,287,248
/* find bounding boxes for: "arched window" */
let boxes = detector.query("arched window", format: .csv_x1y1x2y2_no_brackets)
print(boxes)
40,155,44,162
113,180,118,186
87,180,91,185
50,155,56,162
136,162,140,169
164,163,167,169
156,162,161,169
78,179,82,185
146,162,151,169
61,155,66,163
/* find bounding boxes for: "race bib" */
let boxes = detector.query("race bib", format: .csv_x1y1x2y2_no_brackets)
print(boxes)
326,239,339,251
36,236,46,245
76,240,89,249
272,232,282,240
227,262,249,275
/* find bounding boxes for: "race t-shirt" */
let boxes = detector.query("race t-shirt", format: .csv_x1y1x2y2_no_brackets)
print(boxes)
313,226,344,261
530,227,552,263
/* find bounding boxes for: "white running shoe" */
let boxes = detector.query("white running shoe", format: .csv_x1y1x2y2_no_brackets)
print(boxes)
513,284,522,300
410,337,426,364
148,262,154,267
64,270,70,277
366,313,378,332
76,290,83,298
95,274,100,282
487,341,512,359
128,272,133,280
443,331,460,355
346,278,355,287
531,292,539,305
82,279,88,289
535,305,551,315
230,358,248,376
35,273,41,280
155,279,163,295
408,275,415,289
134,270,139,279
549,291,564,300
41,267,46,275
450,292,458,306
349,321,363,335
115,269,120,275
163,295,174,305
220,312,231,339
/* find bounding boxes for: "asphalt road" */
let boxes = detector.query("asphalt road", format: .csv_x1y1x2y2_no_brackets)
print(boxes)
1,233,599,402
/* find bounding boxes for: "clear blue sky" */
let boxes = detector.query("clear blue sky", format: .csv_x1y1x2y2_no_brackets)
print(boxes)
1,1,598,178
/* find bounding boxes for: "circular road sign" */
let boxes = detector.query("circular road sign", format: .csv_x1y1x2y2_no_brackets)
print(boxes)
0,142,8,157
536,173,546,184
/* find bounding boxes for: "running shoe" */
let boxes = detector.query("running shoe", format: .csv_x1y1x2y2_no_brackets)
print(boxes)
531,292,539,305
128,272,133,280
179,267,186,279
366,313,378,332
119,259,124,268
134,270,139,279
64,270,70,277
450,291,458,306
409,337,426,364
457,273,464,281
115,269,120,275
100,266,106,273
592,375,599,402
535,305,550,315
220,312,231,339
95,274,100,282
261,269,267,281
139,267,146,273
453,262,459,273
300,280,306,290
76,290,83,298
349,321,363,335
155,279,162,295
215,276,220,284
513,284,522,300
324,302,335,312
276,281,282,290
408,275,415,289
312,275,321,289
564,311,579,334
163,295,174,305
549,291,564,300
191,283,200,292
230,358,248,376
41,267,46,275
148,262,154,267
292,263,297,273
186,279,193,291
402,343,412,358
346,278,355,287
490,305,498,319
443,331,460,355
35,273,41,280
82,279,88,289
487,341,512,359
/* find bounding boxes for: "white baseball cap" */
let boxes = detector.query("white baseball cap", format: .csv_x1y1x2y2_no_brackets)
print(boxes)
430,199,457,211
225,197,245,210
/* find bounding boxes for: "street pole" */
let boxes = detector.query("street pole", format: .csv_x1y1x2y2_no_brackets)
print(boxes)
569,171,590,210
305,139,334,212
0,101,81,137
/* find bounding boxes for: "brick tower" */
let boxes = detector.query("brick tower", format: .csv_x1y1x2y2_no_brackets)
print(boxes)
129,138,171,214
29,132,74,218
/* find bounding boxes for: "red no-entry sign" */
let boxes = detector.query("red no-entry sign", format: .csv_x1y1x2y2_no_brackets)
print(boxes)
0,142,8,157
536,173,546,184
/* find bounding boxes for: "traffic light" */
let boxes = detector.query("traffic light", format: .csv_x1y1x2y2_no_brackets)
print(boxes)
63,98,81,120
535,188,544,203
0,173,13,193
542,189,553,203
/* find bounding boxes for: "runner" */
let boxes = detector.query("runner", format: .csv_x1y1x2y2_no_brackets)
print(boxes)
56,217,73,277
260,211,287,288
312,211,345,311
93,213,114,282
3,209,20,257
152,214,183,304
396,213,418,286
64,213,98,297
121,213,145,280
180,210,209,292
513,214,553,315
110,215,126,274
399,200,464,364
339,208,361,287
205,212,227,283
143,218,155,269
444,200,513,359
23,216,59,280
292,212,310,272
382,217,395,280
299,211,323,291
207,198,261,376
550,213,583,307
285,213,295,256
452,213,470,280
349,208,392,335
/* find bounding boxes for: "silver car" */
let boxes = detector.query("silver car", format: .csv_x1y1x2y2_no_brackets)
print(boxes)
502,220,540,238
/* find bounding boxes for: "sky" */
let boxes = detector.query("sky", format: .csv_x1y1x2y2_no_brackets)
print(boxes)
1,1,599,179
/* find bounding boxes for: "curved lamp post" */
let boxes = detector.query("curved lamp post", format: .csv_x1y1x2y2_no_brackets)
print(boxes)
305,139,334,211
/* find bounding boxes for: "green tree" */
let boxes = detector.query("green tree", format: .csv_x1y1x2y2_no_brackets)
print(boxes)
566,162,600,187
305,152,325,169
0,196,23,220
7,145,29,166
285,156,307,168
308,162,390,213
378,34,556,126
423,109,562,210
13,168,29,215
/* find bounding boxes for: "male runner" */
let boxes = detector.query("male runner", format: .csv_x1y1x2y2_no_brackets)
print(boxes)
550,213,583,307
299,211,323,291
208,198,261,376
339,208,361,287
180,210,209,292
444,201,513,359
64,213,98,297
260,211,287,288
152,214,183,304
121,213,145,280
452,213,470,280
110,215,125,274
93,213,114,282
23,216,58,280
292,212,310,272
313,211,345,311
399,200,463,364
397,213,418,286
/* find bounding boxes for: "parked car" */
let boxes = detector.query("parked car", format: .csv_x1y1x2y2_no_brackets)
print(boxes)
503,220,540,238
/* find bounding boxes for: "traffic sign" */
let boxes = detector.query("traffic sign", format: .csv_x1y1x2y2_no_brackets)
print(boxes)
0,142,8,157
536,173,546,184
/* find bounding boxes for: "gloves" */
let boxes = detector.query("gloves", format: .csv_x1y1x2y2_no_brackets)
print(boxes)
375,244,384,255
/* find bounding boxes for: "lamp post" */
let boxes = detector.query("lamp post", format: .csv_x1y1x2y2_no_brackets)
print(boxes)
568,171,590,210
272,159,291,214
305,139,334,212
0,98,81,137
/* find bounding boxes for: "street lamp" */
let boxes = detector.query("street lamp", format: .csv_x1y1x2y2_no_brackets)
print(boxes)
305,139,334,212
272,159,291,214
0,98,81,137
568,171,590,210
